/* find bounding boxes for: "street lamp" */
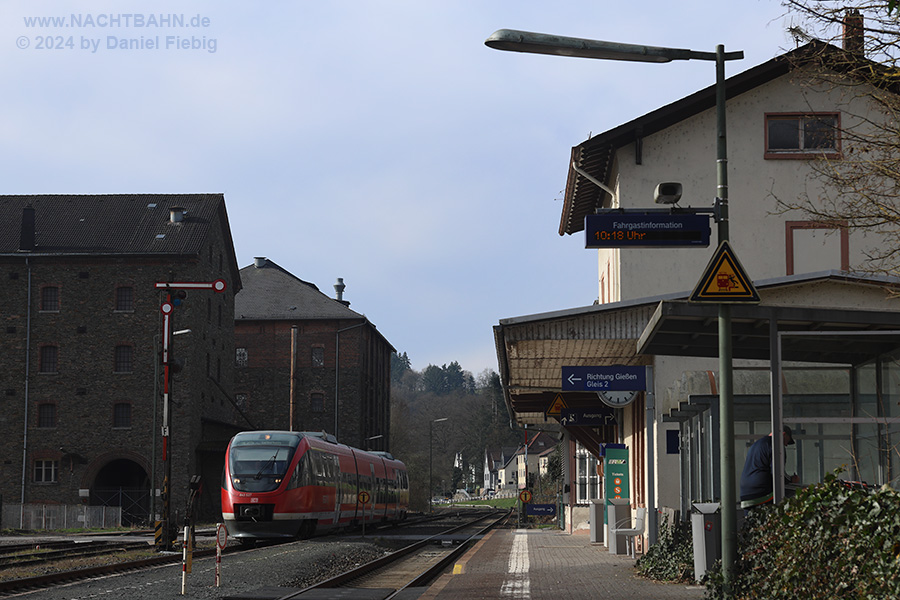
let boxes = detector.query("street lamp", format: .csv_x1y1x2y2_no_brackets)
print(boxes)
429,417,448,512
486,28,743,588
365,434,383,450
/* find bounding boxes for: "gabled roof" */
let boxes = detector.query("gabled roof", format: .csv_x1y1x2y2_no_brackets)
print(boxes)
235,258,365,321
0,194,241,289
2,193,226,255
559,41,889,235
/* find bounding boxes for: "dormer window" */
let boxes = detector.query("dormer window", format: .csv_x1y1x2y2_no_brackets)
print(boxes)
765,113,840,159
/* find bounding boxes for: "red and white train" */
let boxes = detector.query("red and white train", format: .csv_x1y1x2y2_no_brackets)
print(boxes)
221,430,409,542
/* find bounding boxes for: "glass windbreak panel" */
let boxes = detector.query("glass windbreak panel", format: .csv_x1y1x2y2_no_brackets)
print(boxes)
690,416,700,501
882,354,900,418
856,363,878,419
854,423,881,485
888,423,900,488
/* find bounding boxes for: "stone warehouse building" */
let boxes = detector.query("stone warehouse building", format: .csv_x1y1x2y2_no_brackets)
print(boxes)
234,258,394,452
0,194,244,524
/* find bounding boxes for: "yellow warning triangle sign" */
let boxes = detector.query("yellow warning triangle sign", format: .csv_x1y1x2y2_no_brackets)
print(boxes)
546,393,568,417
690,241,760,303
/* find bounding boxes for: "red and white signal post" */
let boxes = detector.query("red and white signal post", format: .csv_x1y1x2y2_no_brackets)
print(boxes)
155,279,227,552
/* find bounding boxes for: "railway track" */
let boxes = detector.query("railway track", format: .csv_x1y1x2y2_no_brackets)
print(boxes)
258,509,511,600
0,511,447,596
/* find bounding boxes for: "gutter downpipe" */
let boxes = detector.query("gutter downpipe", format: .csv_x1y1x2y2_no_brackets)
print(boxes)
334,321,366,440
20,258,32,527
645,366,657,545
571,161,616,205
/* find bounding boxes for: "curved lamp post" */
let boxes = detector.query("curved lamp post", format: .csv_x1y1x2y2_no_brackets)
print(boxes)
486,28,743,589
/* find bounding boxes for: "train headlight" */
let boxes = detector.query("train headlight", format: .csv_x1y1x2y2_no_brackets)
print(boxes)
233,478,241,485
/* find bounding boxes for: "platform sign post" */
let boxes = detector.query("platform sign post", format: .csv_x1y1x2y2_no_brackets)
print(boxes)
181,524,190,595
358,490,370,538
215,523,227,587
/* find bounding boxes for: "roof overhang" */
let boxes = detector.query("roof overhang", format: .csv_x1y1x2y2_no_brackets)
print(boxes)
496,289,900,428
638,300,900,365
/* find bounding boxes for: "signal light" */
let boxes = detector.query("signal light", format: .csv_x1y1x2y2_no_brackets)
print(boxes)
172,290,187,306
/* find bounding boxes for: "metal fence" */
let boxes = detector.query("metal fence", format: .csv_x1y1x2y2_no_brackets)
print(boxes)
1,503,121,530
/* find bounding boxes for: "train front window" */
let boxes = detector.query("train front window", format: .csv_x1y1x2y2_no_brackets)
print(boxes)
230,444,297,492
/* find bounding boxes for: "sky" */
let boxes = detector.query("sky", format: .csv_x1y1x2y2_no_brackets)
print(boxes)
0,1,812,376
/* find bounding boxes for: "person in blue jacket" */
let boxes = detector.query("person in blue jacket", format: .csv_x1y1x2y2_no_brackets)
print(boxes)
740,426,798,513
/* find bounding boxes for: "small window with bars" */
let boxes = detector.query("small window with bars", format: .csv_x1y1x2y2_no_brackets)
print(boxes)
41,286,60,312
311,347,324,367
40,345,58,373
113,402,132,428
114,345,133,373
235,347,248,368
37,403,56,428
115,286,134,311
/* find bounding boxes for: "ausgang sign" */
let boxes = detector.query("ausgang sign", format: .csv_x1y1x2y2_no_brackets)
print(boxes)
561,366,646,392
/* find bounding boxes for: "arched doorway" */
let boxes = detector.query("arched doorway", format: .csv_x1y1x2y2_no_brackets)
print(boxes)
91,459,150,527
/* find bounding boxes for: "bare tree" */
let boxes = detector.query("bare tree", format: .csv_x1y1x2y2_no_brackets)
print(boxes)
775,3,900,275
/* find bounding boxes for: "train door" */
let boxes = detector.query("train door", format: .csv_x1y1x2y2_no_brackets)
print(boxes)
369,463,376,524
332,454,341,527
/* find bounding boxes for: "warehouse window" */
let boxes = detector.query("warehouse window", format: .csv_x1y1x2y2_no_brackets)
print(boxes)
114,345,133,373
39,345,58,373
311,347,324,367
34,460,58,483
115,286,134,311
235,347,248,368
113,403,132,428
41,286,60,312
37,403,57,428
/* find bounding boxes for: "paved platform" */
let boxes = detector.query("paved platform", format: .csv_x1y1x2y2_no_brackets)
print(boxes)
422,528,705,600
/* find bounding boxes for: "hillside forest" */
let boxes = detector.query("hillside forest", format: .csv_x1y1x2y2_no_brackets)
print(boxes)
388,352,527,509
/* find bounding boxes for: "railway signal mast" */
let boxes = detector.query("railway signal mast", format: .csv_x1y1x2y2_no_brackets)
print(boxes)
155,279,227,551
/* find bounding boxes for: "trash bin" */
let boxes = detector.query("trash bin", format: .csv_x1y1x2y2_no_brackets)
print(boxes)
607,498,631,555
691,502,721,582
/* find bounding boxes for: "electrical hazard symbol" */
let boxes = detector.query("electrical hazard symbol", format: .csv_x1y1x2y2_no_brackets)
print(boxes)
690,241,760,303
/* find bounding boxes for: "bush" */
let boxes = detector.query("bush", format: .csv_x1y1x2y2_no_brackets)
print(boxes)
636,514,694,582
705,471,900,599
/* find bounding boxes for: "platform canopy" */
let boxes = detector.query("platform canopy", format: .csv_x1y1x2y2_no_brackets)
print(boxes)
494,273,900,450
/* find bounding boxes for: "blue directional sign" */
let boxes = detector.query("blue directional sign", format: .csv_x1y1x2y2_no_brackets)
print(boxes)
562,366,646,392
525,503,557,517
560,407,617,427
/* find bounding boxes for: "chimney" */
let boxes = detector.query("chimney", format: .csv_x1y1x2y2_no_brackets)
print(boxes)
843,9,864,56
169,206,185,223
254,257,267,268
18,205,35,252
334,278,350,306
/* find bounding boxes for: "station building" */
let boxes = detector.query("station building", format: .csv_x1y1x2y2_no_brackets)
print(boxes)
495,31,900,550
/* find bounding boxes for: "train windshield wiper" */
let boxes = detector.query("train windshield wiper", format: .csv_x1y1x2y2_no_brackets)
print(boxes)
255,449,281,480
